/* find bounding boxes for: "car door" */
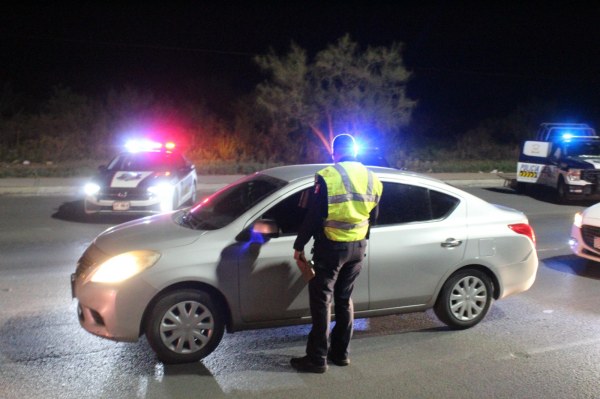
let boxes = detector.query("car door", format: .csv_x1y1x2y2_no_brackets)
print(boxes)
537,144,562,188
174,155,195,205
367,180,467,309
237,183,369,323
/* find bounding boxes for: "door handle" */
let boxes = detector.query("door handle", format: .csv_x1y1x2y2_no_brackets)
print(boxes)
441,238,462,248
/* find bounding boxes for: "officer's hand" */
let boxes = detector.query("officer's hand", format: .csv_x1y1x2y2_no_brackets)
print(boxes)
294,250,305,261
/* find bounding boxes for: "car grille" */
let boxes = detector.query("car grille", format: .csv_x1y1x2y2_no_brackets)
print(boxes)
100,188,151,201
581,170,600,185
75,244,109,279
581,224,600,248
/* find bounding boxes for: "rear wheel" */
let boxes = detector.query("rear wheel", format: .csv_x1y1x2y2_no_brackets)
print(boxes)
434,269,493,329
145,289,225,364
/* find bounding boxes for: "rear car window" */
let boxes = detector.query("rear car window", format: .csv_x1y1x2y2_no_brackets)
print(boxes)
376,182,459,225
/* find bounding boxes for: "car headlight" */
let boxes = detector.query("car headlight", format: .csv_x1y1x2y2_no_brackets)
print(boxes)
148,183,173,196
148,183,175,197
566,169,582,181
90,250,161,283
148,183,176,211
574,212,583,228
84,182,101,196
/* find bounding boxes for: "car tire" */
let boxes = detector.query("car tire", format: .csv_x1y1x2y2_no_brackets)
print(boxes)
433,269,493,329
515,182,528,194
145,289,225,364
556,178,568,204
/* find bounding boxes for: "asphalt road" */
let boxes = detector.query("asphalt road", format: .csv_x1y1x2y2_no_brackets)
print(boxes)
1,186,600,398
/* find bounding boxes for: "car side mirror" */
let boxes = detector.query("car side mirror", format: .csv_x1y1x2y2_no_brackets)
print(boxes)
236,219,280,241
253,219,280,237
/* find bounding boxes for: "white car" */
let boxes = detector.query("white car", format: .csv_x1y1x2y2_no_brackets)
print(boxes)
83,140,197,214
72,164,538,364
570,202,600,262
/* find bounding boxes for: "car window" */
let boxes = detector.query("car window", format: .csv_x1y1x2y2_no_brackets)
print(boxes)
376,182,459,225
566,141,600,157
107,152,184,171
429,189,460,219
261,188,310,236
182,175,287,230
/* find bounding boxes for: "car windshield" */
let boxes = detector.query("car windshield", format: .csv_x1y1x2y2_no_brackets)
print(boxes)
565,141,600,157
107,152,184,171
178,174,287,230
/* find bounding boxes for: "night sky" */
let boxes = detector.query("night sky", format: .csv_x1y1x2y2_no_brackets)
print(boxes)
2,2,600,133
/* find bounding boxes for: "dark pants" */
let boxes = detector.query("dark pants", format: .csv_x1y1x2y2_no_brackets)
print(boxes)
306,239,366,365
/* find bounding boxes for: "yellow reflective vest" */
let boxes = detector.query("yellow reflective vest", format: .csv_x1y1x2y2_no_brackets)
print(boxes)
317,161,383,242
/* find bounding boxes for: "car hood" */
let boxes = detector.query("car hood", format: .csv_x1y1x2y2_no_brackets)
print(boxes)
582,202,600,221
95,170,177,190
564,156,600,169
93,212,205,255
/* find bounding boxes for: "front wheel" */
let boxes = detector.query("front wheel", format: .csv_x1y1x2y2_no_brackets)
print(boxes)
145,289,225,364
556,178,568,204
515,182,528,194
434,269,493,329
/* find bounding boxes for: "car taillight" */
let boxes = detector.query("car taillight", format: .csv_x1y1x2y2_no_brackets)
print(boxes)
508,223,536,247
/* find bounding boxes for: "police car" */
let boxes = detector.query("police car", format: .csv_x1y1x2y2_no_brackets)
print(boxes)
83,140,198,214
516,123,600,202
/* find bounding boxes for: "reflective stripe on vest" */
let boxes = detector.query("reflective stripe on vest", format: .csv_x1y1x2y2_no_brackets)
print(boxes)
317,162,382,242
329,164,381,204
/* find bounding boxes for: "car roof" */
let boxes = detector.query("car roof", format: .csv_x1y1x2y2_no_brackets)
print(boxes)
257,163,445,185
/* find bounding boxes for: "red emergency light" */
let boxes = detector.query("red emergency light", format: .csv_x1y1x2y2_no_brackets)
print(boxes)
125,139,176,153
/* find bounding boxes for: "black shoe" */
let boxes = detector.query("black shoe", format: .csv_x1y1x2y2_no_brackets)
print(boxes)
290,356,328,373
327,352,350,366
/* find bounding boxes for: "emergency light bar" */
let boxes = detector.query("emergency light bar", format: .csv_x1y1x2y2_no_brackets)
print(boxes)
125,139,176,153
562,133,574,140
538,123,596,142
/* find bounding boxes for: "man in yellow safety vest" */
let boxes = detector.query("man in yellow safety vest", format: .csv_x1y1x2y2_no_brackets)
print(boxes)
291,133,383,373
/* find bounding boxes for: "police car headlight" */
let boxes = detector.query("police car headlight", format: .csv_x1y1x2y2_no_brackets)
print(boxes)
566,169,582,181
90,250,161,283
148,183,176,211
84,182,101,196
147,183,175,197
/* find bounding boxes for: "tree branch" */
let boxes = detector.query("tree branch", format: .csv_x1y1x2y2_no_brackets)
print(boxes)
308,122,331,153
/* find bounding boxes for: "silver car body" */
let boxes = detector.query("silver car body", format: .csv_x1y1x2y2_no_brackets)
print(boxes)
570,202,600,262
73,165,538,344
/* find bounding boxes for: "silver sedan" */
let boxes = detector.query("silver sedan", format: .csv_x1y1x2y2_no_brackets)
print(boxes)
71,164,539,364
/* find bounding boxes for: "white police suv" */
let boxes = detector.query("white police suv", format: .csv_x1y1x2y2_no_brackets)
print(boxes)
83,140,197,214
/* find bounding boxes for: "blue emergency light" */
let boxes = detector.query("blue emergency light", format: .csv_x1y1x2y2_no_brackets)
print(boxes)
561,132,574,140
